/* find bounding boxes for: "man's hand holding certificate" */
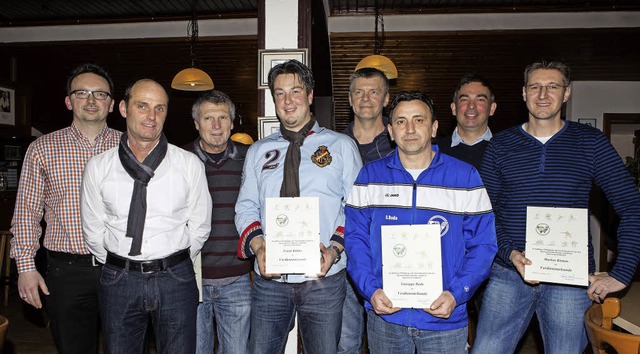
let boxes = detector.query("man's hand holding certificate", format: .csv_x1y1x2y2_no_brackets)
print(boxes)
524,206,588,286
381,224,443,309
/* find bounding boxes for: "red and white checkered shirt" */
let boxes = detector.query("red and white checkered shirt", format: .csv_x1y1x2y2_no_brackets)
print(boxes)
10,124,121,273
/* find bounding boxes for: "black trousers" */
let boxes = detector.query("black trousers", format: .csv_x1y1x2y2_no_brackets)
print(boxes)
45,253,102,354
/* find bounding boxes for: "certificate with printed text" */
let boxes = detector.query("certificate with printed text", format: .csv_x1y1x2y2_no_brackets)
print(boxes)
381,224,443,309
524,206,588,286
265,197,320,275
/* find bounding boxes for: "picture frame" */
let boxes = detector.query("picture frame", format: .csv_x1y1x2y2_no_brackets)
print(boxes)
258,48,309,89
258,116,280,140
0,85,16,126
578,118,597,128
4,145,21,160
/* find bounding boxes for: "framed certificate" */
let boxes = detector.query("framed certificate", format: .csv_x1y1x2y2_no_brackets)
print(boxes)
265,197,320,275
381,224,443,308
524,206,589,286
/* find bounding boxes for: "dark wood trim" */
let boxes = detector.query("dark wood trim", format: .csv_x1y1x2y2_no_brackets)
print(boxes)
298,0,312,51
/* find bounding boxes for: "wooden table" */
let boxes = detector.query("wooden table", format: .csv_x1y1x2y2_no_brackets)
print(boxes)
613,281,640,335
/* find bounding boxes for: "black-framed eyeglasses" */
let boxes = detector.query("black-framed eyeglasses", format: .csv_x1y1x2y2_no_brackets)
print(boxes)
525,84,567,94
69,90,111,100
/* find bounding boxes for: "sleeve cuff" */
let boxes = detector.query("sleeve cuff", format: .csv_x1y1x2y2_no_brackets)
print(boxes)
330,226,345,247
237,221,263,259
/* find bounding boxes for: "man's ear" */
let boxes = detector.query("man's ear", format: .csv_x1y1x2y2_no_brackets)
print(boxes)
388,122,395,141
563,85,571,103
119,100,127,118
65,96,73,110
489,102,497,116
450,102,457,116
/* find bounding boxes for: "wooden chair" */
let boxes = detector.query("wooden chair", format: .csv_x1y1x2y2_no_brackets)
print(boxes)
0,314,8,353
0,231,12,306
584,297,640,354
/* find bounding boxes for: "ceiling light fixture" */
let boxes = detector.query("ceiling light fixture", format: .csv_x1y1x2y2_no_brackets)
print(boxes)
171,3,214,91
354,0,398,79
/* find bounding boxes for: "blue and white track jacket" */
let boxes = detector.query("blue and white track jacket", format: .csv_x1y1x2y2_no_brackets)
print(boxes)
345,146,497,330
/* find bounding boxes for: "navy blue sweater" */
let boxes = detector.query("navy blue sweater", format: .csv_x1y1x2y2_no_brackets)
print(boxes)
479,121,640,285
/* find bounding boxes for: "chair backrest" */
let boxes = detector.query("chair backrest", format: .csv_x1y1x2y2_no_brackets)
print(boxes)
0,314,9,353
584,298,640,354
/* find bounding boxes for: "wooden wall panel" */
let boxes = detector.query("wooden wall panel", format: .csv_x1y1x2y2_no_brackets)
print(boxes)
330,28,640,136
0,36,258,145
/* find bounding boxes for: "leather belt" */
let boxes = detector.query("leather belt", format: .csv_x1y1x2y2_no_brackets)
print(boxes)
47,250,99,267
105,249,190,274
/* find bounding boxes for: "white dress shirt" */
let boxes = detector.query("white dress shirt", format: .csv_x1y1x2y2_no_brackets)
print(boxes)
81,143,212,263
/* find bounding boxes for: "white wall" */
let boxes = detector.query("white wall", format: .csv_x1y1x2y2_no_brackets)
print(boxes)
566,81,640,270
3,11,639,43
263,2,299,352
567,81,640,131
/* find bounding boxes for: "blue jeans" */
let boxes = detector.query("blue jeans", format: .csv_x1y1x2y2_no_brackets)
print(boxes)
99,257,198,354
473,263,591,354
196,274,251,354
338,276,365,354
250,270,346,354
367,310,467,354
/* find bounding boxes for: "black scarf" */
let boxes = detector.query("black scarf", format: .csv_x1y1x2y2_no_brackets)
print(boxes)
118,132,168,256
279,117,316,197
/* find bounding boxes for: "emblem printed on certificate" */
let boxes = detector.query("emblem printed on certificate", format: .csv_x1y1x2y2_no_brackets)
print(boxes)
265,197,320,275
381,224,443,309
524,206,588,286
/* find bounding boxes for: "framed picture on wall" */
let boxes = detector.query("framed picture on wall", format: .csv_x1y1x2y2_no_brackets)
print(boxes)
258,49,308,89
0,85,15,126
578,118,597,128
258,116,280,139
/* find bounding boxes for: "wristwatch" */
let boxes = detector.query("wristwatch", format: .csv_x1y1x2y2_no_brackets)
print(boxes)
328,244,342,264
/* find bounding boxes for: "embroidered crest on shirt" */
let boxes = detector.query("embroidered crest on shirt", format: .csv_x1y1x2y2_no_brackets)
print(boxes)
311,145,332,167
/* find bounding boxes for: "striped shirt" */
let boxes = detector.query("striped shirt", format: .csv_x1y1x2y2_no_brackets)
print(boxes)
10,124,121,272
480,121,640,285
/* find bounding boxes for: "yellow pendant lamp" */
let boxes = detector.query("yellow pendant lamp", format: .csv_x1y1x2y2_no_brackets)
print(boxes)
355,55,398,80
172,7,214,91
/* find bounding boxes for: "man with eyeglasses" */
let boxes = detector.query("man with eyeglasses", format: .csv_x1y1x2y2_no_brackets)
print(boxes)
11,63,121,353
473,60,640,353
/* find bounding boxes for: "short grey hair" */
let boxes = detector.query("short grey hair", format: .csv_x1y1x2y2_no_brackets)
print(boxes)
191,90,236,121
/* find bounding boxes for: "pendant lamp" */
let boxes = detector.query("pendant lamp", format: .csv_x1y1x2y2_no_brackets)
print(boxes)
172,5,214,91
354,1,398,79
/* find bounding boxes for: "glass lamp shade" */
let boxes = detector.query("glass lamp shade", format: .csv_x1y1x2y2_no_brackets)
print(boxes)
355,54,398,79
171,67,214,91
230,132,255,145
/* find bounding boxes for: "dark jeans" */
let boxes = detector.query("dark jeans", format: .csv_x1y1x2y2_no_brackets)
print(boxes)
46,253,102,354
99,257,198,354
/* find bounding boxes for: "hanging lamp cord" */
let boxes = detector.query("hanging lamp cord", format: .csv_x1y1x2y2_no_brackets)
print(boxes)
187,1,199,67
374,0,385,55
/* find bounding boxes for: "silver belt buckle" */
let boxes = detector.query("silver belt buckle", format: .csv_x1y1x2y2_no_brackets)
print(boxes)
140,261,156,274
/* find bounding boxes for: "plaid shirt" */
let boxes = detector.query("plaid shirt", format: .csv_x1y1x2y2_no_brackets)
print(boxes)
10,124,121,273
